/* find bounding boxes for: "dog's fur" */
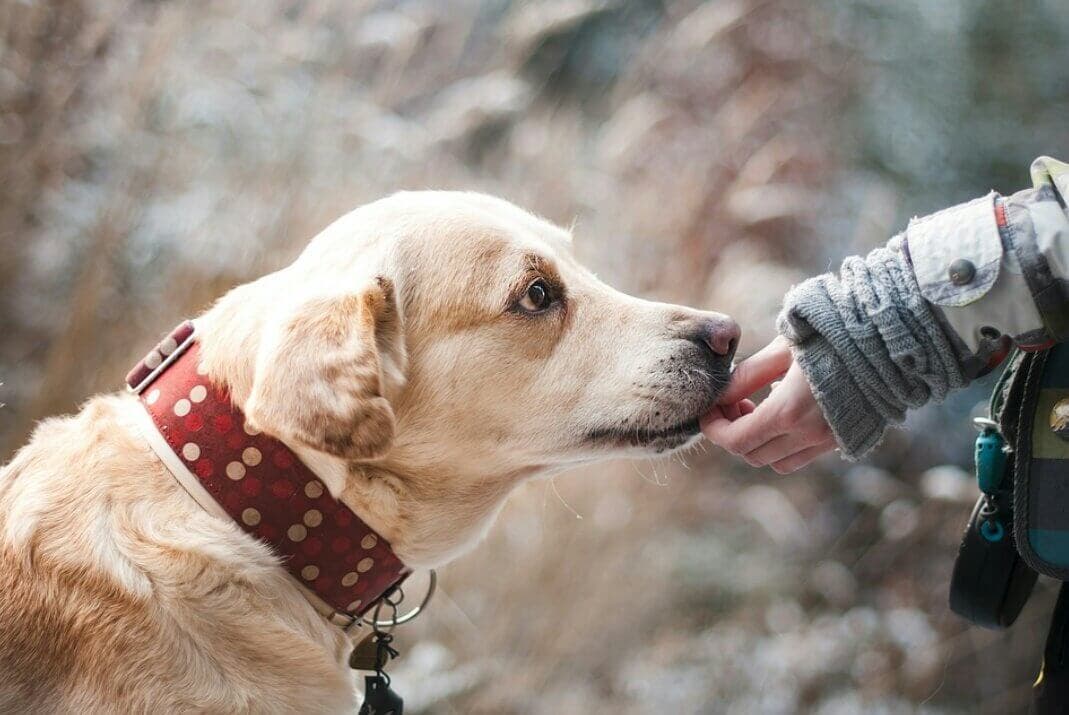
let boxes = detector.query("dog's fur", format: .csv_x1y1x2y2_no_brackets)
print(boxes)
0,192,736,713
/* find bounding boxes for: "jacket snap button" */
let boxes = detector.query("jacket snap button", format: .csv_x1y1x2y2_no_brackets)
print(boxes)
948,259,976,285
1051,398,1069,441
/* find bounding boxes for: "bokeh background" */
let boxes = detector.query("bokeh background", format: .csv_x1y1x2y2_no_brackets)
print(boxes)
2,0,1068,712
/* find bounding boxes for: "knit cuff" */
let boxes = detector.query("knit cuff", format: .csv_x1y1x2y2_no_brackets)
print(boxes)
789,333,887,460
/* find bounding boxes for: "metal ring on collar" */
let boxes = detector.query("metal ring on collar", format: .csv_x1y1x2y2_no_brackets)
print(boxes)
362,570,437,629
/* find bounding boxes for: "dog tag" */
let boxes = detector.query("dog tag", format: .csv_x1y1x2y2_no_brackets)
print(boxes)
348,632,380,671
358,675,403,715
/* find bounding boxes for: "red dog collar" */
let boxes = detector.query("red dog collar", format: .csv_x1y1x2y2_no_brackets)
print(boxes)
126,322,409,626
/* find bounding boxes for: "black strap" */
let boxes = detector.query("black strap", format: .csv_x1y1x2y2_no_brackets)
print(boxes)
1033,583,1069,714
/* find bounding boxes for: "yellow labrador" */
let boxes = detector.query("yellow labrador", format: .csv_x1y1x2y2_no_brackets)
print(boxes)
0,192,738,713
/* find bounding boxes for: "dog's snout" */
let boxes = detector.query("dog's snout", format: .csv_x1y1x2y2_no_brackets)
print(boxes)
707,317,741,358
688,316,740,361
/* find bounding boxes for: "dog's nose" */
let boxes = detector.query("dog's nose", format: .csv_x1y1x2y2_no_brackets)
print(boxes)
691,315,740,361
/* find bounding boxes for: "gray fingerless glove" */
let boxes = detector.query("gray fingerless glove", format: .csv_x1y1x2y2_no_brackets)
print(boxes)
776,236,969,459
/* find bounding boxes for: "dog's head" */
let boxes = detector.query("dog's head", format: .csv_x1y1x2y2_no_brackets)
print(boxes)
200,192,737,561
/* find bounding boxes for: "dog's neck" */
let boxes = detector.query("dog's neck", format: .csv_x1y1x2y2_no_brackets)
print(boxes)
351,461,533,568
278,440,529,569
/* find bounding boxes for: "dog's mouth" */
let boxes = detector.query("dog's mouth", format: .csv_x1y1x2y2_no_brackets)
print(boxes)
582,362,730,454
585,415,703,452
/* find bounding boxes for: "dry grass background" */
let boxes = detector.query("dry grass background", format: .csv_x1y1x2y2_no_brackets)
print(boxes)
2,1,1068,712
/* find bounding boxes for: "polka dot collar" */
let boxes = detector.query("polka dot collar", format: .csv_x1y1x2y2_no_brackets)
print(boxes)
127,322,410,627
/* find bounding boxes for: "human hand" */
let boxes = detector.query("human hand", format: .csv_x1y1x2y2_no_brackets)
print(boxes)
701,336,837,474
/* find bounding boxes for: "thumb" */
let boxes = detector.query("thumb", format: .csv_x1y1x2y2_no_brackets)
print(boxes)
718,336,792,404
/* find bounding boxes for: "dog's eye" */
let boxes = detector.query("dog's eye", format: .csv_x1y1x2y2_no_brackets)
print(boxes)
517,279,554,313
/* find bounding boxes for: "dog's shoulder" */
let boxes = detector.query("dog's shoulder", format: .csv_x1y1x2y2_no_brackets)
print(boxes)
0,395,357,712
0,395,160,710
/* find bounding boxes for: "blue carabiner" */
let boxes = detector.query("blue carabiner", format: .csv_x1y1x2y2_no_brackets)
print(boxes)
974,418,1008,494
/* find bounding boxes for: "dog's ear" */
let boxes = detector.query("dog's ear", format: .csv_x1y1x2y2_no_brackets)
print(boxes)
244,277,405,461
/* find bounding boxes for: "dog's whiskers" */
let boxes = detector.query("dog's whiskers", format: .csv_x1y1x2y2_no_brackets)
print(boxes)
629,459,663,487
549,476,583,520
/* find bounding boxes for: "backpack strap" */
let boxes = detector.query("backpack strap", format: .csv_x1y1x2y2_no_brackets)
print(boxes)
1013,343,1069,579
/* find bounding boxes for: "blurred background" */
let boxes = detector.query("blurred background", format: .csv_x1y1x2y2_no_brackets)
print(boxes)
2,0,1068,712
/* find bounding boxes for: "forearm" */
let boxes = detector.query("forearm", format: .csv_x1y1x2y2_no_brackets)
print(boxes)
780,156,1069,459
777,239,969,459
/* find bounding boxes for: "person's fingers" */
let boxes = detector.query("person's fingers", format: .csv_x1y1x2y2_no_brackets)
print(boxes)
723,400,757,420
700,398,757,426
769,440,837,475
743,432,812,467
721,402,743,421
701,407,782,456
717,336,792,405
704,403,736,422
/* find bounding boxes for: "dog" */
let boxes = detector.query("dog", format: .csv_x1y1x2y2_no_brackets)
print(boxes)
0,191,739,713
